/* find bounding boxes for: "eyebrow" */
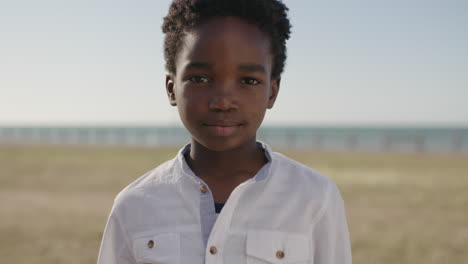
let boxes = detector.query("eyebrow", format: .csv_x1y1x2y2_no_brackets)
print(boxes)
184,62,212,71
183,62,266,74
238,64,266,74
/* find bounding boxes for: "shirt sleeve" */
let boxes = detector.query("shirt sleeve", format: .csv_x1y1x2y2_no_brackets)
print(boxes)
312,183,352,264
97,208,135,264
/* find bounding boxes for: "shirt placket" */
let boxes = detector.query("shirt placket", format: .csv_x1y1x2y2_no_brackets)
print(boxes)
198,181,217,246
204,180,253,264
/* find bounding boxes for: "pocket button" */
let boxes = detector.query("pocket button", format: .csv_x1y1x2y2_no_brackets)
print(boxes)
276,250,285,259
209,246,218,255
147,240,154,249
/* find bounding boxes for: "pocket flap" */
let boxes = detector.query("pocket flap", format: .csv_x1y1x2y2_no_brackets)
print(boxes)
133,232,180,263
246,231,310,263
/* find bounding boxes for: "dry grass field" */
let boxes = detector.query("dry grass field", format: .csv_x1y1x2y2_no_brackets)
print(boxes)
0,144,467,263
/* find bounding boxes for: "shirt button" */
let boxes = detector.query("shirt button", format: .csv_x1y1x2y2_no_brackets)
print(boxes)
147,240,154,249
276,250,285,259
200,184,208,193
209,246,217,255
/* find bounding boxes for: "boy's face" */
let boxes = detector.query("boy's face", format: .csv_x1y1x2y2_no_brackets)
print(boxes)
166,16,280,151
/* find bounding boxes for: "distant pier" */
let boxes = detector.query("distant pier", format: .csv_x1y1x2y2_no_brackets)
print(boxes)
0,126,467,153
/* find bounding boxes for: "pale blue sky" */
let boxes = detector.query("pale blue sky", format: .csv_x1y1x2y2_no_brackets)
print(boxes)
1,0,467,126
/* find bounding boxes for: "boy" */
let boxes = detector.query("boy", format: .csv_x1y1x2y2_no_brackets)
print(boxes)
98,0,352,263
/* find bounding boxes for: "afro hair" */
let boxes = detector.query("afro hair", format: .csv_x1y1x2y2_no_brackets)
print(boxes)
162,0,291,79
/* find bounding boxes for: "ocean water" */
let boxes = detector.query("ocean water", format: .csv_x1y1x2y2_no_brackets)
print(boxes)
0,126,467,153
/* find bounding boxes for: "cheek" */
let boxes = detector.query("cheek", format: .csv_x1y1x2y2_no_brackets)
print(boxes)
176,84,198,103
245,93,269,117
247,88,270,106
176,90,206,116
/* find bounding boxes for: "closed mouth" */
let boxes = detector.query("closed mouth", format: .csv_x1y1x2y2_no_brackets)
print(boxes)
202,122,244,137
202,122,244,127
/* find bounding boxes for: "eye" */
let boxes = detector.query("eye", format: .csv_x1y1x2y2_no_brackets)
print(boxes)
241,77,261,85
188,75,210,83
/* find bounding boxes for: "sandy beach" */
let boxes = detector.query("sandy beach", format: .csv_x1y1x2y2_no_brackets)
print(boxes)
1,144,467,263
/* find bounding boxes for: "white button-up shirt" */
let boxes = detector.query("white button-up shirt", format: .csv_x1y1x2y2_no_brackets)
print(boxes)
98,143,352,264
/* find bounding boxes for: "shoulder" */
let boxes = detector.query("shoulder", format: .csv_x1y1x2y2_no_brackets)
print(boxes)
269,151,342,201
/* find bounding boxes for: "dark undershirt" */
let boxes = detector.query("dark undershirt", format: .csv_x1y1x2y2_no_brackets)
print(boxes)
214,203,225,214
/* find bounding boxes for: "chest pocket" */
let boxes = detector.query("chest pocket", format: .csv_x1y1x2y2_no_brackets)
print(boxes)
133,232,180,264
246,231,311,264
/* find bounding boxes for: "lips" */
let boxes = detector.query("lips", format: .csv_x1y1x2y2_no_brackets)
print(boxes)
202,121,244,137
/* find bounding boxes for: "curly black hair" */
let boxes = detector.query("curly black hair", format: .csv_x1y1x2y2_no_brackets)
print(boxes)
162,0,291,79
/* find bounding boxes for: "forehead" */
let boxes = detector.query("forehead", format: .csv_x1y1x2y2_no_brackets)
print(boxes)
175,16,273,73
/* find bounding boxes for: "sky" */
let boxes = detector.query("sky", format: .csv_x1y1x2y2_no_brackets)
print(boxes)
0,0,467,127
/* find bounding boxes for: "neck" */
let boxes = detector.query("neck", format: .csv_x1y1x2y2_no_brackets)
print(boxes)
185,139,267,180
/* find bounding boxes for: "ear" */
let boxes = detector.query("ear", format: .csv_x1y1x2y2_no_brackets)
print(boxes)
267,78,280,109
166,74,177,106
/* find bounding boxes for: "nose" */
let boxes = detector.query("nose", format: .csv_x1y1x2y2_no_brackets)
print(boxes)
209,96,238,112
208,82,238,112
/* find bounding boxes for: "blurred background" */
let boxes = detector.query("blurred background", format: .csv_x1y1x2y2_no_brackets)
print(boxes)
1,0,467,263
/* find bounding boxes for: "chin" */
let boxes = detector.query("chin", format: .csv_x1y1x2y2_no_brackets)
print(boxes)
194,137,252,152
